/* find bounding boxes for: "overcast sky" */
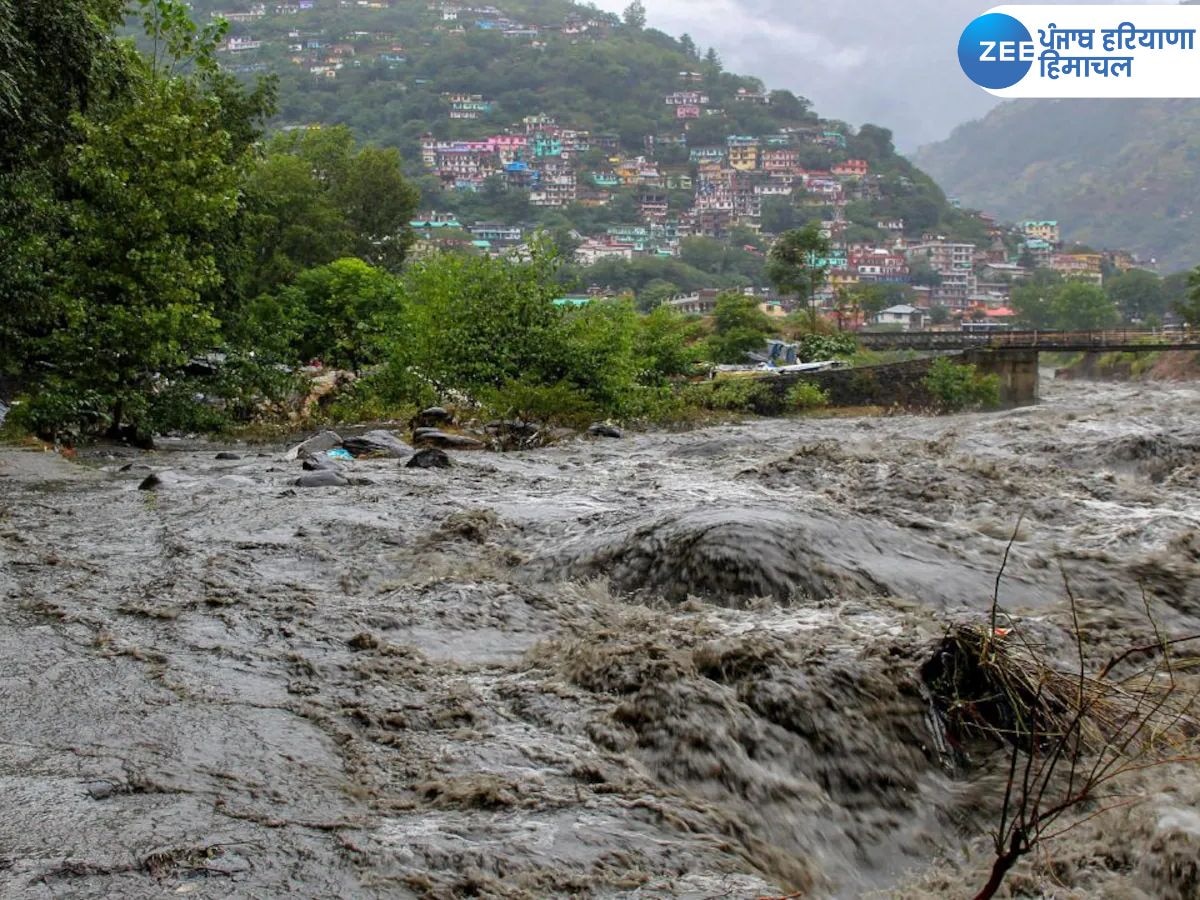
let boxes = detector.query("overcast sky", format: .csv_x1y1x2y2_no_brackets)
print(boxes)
589,0,1162,151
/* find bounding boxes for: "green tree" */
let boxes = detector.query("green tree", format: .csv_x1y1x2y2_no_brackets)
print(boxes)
760,197,797,235
270,258,399,371
637,278,680,311
853,282,914,319
680,235,728,274
1177,267,1200,325
623,1,646,29
1013,277,1118,330
1104,268,1165,323
1049,282,1119,330
908,259,943,288
634,304,700,383
923,358,1000,412
0,0,129,371
35,72,244,437
384,244,566,400
705,291,774,363
244,127,419,287
766,224,831,324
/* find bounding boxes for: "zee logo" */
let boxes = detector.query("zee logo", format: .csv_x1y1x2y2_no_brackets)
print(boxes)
960,13,1035,89
978,40,1036,63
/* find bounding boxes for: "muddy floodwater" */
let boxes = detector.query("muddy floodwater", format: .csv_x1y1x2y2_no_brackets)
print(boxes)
2,378,1200,899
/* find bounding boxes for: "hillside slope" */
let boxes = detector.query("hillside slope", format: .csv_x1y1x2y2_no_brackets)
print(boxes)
914,99,1200,272
185,0,981,244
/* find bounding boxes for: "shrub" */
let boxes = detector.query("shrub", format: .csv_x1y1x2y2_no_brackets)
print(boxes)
923,358,1001,412
479,378,599,428
681,377,772,413
797,332,857,362
785,381,830,411
477,376,600,427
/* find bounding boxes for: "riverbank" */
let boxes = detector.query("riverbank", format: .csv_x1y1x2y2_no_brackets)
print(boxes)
1052,348,1200,382
2,377,1198,898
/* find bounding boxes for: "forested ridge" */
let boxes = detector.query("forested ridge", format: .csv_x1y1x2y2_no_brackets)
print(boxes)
915,99,1200,273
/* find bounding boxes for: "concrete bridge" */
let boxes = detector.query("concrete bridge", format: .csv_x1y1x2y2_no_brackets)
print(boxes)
856,330,1200,405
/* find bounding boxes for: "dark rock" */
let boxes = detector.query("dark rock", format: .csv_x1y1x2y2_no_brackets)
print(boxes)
216,451,242,460
286,430,343,461
413,430,485,450
588,423,623,439
413,406,454,429
302,452,341,471
294,470,350,488
406,448,453,469
138,470,193,490
342,429,411,459
109,424,155,450
118,463,154,474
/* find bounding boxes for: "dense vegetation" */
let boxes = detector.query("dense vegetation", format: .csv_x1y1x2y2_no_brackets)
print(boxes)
915,99,1200,273
0,1,425,440
1006,266,1195,331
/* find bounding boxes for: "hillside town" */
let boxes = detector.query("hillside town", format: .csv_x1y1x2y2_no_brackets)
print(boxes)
204,0,1154,332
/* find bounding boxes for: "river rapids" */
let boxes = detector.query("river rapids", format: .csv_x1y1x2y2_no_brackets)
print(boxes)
2,377,1199,898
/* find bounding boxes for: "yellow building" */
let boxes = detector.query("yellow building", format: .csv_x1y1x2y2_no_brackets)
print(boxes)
728,144,759,171
1050,252,1103,285
1021,220,1060,245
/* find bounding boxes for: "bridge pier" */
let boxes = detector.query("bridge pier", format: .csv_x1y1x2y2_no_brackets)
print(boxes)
964,349,1040,407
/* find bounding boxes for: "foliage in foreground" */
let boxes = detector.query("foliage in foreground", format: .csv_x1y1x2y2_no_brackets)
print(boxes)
785,382,830,411
2,1,421,442
923,564,1200,900
923,358,1001,413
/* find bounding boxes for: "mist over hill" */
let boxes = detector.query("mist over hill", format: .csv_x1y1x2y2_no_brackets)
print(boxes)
915,99,1200,273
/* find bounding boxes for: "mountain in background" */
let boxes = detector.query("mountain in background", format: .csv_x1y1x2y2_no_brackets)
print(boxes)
914,99,1200,273
184,0,986,251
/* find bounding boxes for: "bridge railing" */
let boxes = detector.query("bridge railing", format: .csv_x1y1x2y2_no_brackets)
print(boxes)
858,328,1200,351
981,328,1198,349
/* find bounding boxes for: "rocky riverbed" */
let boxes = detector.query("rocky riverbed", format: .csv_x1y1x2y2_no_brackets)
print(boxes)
2,378,1199,899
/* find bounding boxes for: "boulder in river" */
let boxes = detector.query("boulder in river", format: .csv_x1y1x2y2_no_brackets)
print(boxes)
138,470,194,491
302,452,342,471
286,430,343,461
412,430,485,450
342,429,411,459
216,451,242,461
406,448,453,469
588,423,623,439
413,406,454,429
295,470,350,488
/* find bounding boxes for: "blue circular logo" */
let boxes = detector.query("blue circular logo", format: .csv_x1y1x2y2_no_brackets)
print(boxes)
959,12,1033,89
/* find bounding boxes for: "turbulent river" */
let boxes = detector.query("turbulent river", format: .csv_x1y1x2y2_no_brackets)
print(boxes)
2,377,1199,899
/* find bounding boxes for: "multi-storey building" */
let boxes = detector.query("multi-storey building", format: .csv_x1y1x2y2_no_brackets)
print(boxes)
726,136,760,171
1050,253,1104,285
529,166,576,207
1021,220,1061,246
